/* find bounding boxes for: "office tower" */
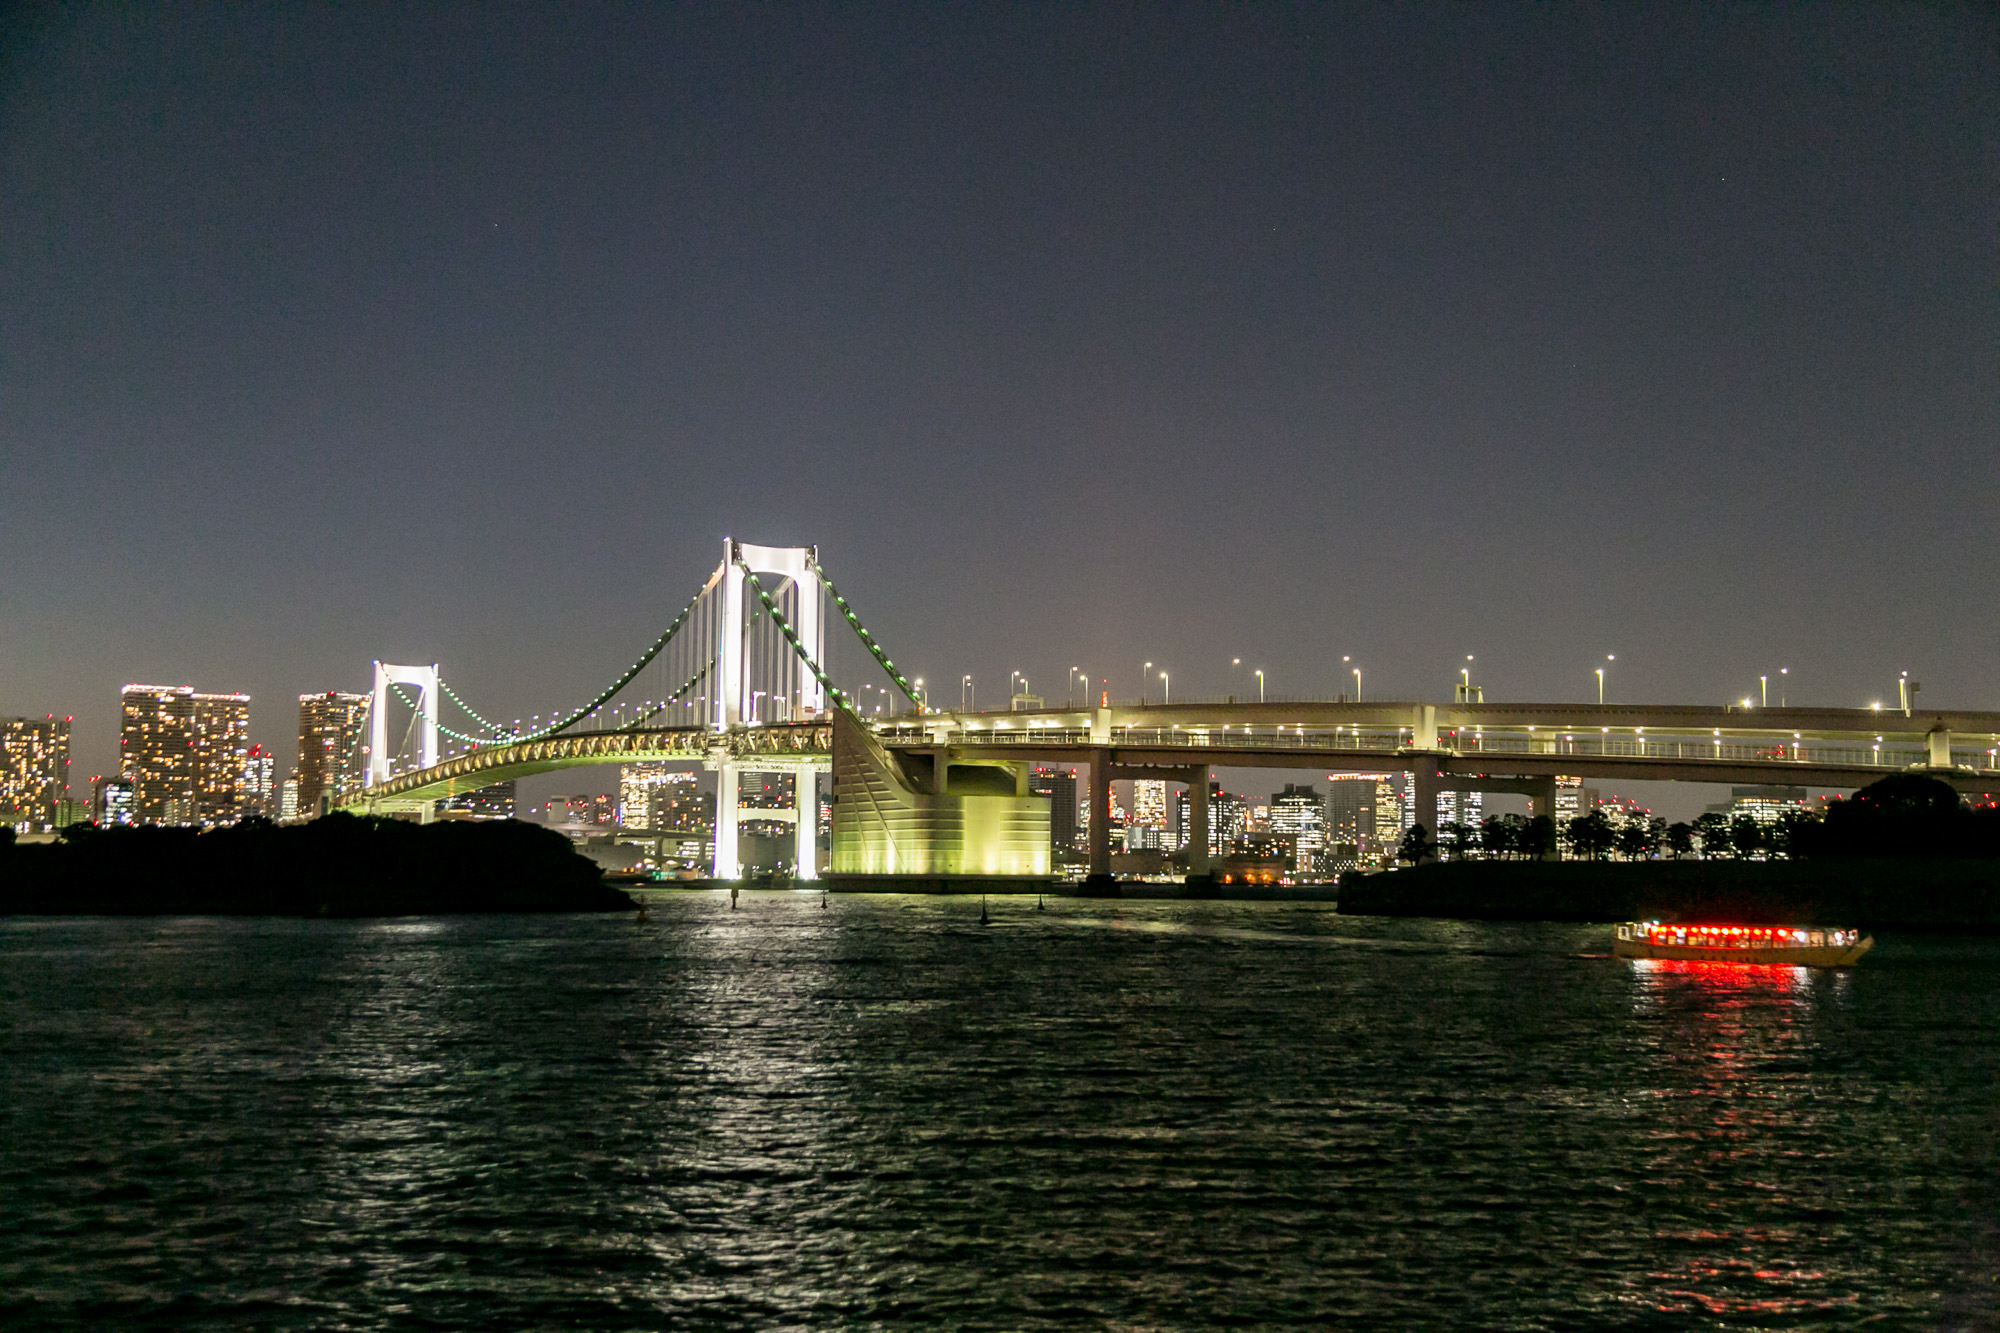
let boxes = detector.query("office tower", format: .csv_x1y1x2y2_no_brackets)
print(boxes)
1436,788,1483,832
94,776,135,825
0,715,70,831
1269,783,1328,875
738,771,794,810
620,765,696,830
241,744,276,819
1130,778,1168,849
1325,773,1390,862
1028,766,1079,853
279,776,300,821
1552,768,1584,820
1209,788,1246,853
439,780,517,819
297,692,367,817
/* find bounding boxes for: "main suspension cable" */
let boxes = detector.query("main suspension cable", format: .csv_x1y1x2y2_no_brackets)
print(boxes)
812,560,922,707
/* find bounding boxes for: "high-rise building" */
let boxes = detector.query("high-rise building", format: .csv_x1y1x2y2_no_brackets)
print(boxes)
241,743,276,819
94,776,135,826
1325,773,1392,863
1389,775,1486,839
1715,785,1807,827
297,692,367,817
279,776,300,821
0,715,70,831
189,693,251,823
1270,783,1328,876
738,771,793,811
1127,778,1169,853
120,685,195,822
119,686,246,824
1028,766,1079,854
439,780,516,819
621,764,691,830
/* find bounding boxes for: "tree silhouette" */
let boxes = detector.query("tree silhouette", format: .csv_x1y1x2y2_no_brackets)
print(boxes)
1692,812,1731,859
1564,809,1616,860
1398,822,1437,866
1665,822,1695,859
1522,815,1558,859
1729,813,1765,859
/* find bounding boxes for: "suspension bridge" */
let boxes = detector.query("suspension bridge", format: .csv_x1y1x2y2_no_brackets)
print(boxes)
339,540,2000,882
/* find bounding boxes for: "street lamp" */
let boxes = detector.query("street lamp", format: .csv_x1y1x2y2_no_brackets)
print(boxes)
1780,667,1788,707
1068,666,1081,708
1759,676,1767,708
1160,671,1170,704
1255,669,1264,703
1597,655,1615,705
914,678,926,710
962,675,972,711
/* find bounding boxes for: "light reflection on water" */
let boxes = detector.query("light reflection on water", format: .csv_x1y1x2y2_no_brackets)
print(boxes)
0,898,1994,1329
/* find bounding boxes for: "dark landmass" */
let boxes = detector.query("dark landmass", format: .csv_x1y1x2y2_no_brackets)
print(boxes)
1338,859,2000,932
0,814,635,916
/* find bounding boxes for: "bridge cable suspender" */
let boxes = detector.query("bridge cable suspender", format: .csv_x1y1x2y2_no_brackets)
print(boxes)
387,682,503,748
808,560,924,708
734,558,858,716
618,661,709,731
470,583,710,743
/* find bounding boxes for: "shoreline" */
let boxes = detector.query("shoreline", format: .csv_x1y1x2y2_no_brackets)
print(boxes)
1337,859,2000,932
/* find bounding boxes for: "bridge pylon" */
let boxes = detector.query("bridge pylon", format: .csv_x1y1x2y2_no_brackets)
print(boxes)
367,662,440,800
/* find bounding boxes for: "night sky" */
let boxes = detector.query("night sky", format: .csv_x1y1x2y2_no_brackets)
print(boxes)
3,6,1995,807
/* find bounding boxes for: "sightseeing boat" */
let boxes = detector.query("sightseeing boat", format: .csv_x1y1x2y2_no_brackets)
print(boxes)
1613,920,1872,967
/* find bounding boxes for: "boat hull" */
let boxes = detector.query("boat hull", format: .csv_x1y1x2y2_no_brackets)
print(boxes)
1613,937,1873,967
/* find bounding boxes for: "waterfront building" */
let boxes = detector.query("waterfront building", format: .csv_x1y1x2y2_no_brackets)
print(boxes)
738,771,793,811
94,776,134,826
1270,783,1328,876
0,715,71,831
1712,785,1810,827
1131,779,1168,846
1391,773,1483,839
189,694,251,824
120,685,194,822
296,692,367,817
620,764,696,830
1028,766,1079,854
242,744,276,819
1325,773,1392,863
438,780,517,819
119,685,249,824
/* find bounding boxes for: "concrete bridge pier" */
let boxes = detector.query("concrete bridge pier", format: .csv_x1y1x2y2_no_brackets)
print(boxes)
1411,760,1445,838
794,766,818,881
1087,750,1112,877
1187,765,1210,877
1929,726,1953,769
713,758,741,880
1525,776,1559,821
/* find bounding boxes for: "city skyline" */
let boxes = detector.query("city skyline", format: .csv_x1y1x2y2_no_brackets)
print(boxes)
4,8,1994,811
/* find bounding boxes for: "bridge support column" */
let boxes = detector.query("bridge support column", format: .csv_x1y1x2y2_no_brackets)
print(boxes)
1526,776,1558,822
1187,765,1210,877
1412,762,1444,840
794,767,818,880
1087,750,1111,877
1929,726,1952,769
713,760,741,880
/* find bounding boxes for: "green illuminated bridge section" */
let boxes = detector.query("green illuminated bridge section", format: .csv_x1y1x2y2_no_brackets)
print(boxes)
345,700,2000,812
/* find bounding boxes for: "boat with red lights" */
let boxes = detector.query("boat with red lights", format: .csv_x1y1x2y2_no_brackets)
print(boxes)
1613,921,1872,967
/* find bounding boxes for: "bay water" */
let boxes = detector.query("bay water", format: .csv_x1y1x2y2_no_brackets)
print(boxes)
2,894,1995,1328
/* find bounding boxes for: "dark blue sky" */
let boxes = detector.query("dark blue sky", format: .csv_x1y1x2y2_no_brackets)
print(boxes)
3,5,1995,784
